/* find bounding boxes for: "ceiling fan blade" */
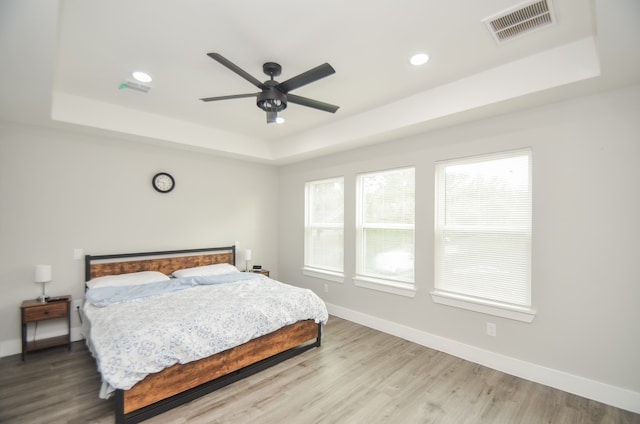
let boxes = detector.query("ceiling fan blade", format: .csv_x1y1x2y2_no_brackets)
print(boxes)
276,63,336,93
207,53,266,90
287,94,339,113
266,111,278,124
200,93,257,102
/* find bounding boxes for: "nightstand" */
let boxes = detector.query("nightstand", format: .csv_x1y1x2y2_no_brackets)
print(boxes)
251,269,270,277
21,296,72,361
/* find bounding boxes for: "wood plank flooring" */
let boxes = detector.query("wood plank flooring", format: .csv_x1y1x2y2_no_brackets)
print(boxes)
1,316,638,423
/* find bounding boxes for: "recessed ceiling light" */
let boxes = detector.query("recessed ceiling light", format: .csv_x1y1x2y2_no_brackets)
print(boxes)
410,53,430,66
132,71,152,83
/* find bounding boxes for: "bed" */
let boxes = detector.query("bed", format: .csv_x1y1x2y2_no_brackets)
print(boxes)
83,246,327,424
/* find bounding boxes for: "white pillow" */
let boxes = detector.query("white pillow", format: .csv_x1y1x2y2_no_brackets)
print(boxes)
172,263,239,278
87,271,170,289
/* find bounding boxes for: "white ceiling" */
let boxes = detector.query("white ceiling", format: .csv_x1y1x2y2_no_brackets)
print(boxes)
1,0,639,164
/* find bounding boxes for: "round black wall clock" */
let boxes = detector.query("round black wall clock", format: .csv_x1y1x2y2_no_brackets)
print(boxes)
152,172,175,193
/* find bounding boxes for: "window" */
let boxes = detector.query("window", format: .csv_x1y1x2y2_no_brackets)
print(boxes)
304,177,344,282
433,149,534,322
355,167,416,297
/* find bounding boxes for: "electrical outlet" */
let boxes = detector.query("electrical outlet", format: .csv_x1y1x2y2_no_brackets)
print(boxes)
486,322,497,337
324,283,329,293
73,248,84,260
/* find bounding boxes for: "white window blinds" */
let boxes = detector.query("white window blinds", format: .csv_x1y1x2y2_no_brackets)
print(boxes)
435,149,532,308
305,177,344,272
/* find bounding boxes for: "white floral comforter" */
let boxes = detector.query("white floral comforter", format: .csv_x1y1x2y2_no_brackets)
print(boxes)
83,274,328,393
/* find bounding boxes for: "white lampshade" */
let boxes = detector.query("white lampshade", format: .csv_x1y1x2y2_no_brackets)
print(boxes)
35,264,52,283
245,249,252,261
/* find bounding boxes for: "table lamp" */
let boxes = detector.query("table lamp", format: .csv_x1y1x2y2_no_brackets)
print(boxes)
35,264,52,302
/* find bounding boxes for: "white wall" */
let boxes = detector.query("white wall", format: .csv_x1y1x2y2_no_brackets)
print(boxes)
0,122,279,356
277,85,640,411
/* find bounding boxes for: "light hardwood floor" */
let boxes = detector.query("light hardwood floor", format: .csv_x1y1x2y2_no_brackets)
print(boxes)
1,316,638,424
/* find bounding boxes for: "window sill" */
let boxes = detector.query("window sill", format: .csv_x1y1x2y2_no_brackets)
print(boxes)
302,267,344,283
430,290,536,322
353,276,416,298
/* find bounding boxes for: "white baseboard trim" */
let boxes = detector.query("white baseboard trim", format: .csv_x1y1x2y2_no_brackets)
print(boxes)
0,328,84,358
326,302,640,414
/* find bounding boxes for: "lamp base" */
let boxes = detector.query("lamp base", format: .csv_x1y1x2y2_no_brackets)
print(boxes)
37,281,48,302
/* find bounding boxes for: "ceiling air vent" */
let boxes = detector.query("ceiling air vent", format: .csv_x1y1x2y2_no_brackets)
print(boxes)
483,0,556,44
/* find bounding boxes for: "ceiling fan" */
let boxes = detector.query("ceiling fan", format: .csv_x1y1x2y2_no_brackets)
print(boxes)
200,53,339,123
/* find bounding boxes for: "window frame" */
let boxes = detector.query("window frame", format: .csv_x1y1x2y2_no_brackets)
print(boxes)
353,167,416,298
431,149,535,322
303,177,345,283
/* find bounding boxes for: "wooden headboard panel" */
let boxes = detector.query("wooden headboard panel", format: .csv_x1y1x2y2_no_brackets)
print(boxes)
85,246,236,281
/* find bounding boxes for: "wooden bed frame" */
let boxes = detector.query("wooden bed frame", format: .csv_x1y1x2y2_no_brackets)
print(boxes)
84,246,322,424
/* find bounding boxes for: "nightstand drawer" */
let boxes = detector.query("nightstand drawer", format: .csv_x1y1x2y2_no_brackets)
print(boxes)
23,302,68,321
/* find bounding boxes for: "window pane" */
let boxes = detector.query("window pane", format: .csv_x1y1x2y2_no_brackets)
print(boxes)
440,230,530,305
363,228,414,281
445,155,530,228
307,228,344,271
310,180,344,224
363,168,415,225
